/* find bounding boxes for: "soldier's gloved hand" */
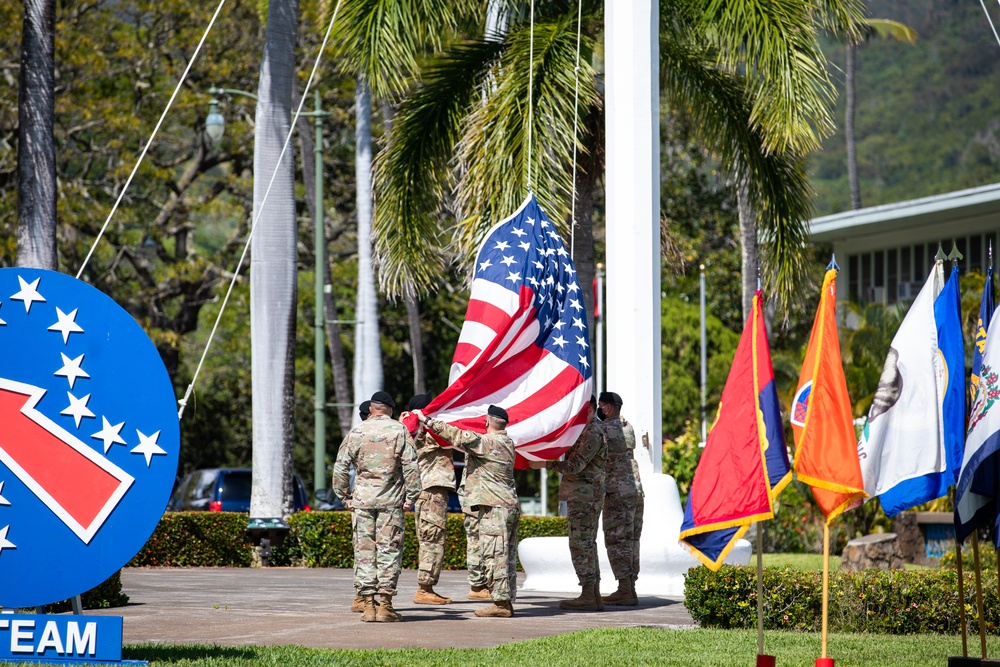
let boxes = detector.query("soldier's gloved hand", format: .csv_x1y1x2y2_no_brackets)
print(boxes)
527,460,547,470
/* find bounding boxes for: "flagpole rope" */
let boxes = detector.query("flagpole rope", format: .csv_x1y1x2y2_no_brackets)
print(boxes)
980,0,1000,49
178,0,345,419
526,0,535,192
76,0,229,279
569,0,583,258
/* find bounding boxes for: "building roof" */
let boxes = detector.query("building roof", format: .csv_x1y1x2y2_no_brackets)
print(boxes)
809,182,1000,243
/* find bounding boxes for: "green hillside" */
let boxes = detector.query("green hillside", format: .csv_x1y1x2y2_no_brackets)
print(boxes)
811,0,1000,215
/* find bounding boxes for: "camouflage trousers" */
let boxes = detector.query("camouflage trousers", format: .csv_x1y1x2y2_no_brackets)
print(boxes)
567,499,604,586
415,487,449,586
464,511,487,588
479,505,520,602
632,492,644,582
353,507,405,596
602,492,638,581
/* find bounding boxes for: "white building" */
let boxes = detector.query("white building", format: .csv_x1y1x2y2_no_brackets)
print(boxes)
809,183,1000,305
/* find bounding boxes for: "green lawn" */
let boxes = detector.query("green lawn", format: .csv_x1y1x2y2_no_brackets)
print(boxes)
92,628,1000,667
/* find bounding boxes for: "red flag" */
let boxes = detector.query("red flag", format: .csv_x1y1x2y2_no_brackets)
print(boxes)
791,269,866,523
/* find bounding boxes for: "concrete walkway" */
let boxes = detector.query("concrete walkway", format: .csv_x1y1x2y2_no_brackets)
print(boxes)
87,568,694,650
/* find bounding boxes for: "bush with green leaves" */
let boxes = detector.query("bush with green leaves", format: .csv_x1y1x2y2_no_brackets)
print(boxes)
133,511,567,569
685,565,1000,635
44,571,129,612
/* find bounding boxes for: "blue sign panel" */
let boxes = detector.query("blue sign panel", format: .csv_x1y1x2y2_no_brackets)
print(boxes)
0,269,179,608
0,614,122,663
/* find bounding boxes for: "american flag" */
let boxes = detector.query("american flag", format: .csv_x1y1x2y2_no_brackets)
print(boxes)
413,194,593,467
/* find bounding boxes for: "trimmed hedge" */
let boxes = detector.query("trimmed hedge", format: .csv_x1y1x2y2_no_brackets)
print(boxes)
685,565,1000,635
130,512,254,567
132,511,568,569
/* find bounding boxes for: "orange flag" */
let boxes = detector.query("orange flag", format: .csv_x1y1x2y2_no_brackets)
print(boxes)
791,268,866,523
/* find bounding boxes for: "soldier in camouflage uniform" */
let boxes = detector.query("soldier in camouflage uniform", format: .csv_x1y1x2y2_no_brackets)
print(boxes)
529,395,606,610
459,472,490,599
598,391,639,606
402,393,456,605
333,391,420,623
417,405,519,618
349,400,373,614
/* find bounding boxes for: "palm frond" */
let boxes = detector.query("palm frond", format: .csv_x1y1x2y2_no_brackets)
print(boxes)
372,39,505,297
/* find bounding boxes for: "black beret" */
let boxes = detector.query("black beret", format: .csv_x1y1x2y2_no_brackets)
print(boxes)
370,390,396,409
487,405,509,422
407,393,432,411
598,391,623,407
358,400,371,420
589,395,598,409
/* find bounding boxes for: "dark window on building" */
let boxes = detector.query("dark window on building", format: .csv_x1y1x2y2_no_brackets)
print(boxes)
956,237,968,270
849,254,859,301
861,253,871,298
888,249,898,303
901,246,912,283
971,234,983,273
874,250,885,288
914,244,925,279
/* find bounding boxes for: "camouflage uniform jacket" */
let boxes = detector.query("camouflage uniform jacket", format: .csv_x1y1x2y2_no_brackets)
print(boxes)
551,416,606,502
414,428,456,490
626,420,645,497
602,417,638,497
332,415,420,509
425,420,517,510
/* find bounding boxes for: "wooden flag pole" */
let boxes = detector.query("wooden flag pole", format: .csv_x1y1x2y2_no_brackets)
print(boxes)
757,525,765,657
956,542,969,658
972,532,988,660
821,524,830,659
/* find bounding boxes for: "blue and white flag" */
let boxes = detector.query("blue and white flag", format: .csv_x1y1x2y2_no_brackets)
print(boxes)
857,261,963,516
957,267,1000,546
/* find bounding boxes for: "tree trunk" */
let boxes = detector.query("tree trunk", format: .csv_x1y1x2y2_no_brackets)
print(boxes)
293,86,353,437
738,179,757,322
405,291,426,396
16,0,57,270
846,43,862,210
250,0,298,519
353,76,383,422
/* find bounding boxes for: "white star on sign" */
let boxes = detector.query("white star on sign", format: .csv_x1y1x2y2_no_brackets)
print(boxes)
494,240,511,252
132,430,167,466
478,259,493,272
576,335,589,349
49,307,84,344
579,355,590,369
61,392,95,428
500,255,517,267
0,302,5,326
11,276,46,313
55,352,90,389
572,317,585,330
552,335,568,349
506,271,521,283
0,525,15,554
511,228,527,238
92,417,128,454
0,481,9,506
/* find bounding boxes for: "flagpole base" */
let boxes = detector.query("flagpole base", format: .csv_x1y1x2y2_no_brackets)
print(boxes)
756,655,776,667
947,657,981,666
815,659,834,667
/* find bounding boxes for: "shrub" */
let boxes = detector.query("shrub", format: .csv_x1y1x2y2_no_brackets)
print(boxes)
130,512,254,567
134,511,567,569
46,571,130,612
685,565,1000,635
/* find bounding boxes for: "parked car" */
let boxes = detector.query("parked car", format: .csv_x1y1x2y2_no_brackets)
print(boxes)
168,468,311,513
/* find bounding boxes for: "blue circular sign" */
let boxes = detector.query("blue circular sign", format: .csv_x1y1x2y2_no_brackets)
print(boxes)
0,268,179,608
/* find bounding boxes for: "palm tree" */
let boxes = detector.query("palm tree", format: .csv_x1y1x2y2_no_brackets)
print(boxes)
325,0,481,415
844,19,917,210
16,0,57,270
250,0,299,519
372,0,866,321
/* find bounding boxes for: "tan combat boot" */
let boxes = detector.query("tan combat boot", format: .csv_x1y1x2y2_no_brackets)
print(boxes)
595,582,606,611
467,584,491,601
559,584,601,611
474,600,514,618
360,595,377,622
603,579,637,606
376,594,402,622
352,594,380,612
413,584,452,605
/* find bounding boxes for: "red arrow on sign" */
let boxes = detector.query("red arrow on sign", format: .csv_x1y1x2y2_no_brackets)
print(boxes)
0,379,133,544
